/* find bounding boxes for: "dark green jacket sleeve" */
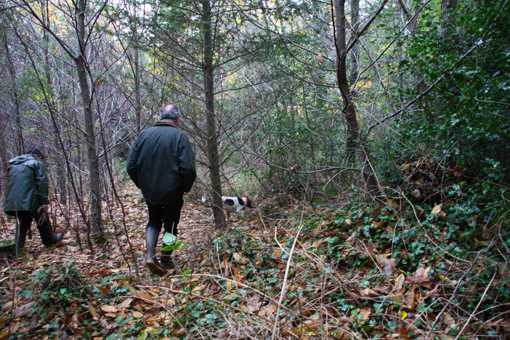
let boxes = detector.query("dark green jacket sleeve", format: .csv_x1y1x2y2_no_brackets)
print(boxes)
35,161,49,205
126,141,139,187
178,134,196,193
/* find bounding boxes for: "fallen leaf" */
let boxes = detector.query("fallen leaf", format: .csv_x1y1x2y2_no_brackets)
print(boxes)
14,301,36,318
88,302,99,318
1,301,13,312
395,274,405,291
134,290,153,301
233,253,248,265
101,305,118,313
376,254,396,275
431,204,442,215
173,328,186,336
360,307,371,321
258,304,277,318
443,313,456,328
406,285,416,309
118,297,133,311
302,314,322,331
360,288,379,297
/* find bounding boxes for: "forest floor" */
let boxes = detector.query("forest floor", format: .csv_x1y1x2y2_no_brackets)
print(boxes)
1,183,509,339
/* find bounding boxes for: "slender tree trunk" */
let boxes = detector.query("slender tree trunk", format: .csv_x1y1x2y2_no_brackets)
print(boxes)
202,0,224,227
349,0,359,83
4,41,24,154
41,0,67,204
334,0,380,199
134,45,141,131
0,121,7,194
75,0,104,243
132,4,141,132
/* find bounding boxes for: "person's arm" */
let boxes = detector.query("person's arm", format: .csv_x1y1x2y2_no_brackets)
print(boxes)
178,134,196,193
126,140,140,187
35,161,49,206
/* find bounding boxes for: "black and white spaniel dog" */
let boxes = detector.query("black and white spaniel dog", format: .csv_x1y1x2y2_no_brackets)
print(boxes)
202,195,254,221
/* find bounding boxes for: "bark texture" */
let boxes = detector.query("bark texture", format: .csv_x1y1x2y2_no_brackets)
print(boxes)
75,0,104,243
334,0,380,200
202,0,225,227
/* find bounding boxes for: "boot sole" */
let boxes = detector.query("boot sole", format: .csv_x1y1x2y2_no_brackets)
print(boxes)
146,259,167,275
161,261,175,270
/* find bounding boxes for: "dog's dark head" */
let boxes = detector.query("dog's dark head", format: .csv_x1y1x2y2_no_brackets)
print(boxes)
242,196,253,209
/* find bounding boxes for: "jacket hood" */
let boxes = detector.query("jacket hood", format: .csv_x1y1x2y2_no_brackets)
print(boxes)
8,154,35,165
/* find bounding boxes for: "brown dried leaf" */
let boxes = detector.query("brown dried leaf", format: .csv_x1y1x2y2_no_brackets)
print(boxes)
258,304,277,318
375,254,396,275
134,290,153,301
101,305,118,313
431,204,442,215
360,307,371,321
118,297,133,311
233,252,248,264
14,301,35,318
88,302,99,318
360,288,379,297
395,274,406,291
303,314,322,331
1,301,13,312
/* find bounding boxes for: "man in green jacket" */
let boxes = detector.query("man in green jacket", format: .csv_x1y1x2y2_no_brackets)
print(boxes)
127,104,196,274
4,148,63,249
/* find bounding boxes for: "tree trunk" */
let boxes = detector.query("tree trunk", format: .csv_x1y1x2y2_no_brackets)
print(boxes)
41,0,67,204
75,0,104,243
349,0,360,83
202,0,224,227
134,45,141,131
0,121,8,194
334,0,380,200
4,41,24,154
132,4,141,132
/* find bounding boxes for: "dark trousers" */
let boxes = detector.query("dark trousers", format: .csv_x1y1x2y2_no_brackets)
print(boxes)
146,197,184,237
13,211,58,248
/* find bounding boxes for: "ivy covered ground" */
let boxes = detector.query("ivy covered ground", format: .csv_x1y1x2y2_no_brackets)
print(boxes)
1,182,509,340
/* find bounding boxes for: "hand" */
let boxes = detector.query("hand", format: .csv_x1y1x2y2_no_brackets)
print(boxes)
38,204,49,213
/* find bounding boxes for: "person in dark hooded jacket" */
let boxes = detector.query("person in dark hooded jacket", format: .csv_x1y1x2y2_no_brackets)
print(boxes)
4,148,63,249
127,104,196,274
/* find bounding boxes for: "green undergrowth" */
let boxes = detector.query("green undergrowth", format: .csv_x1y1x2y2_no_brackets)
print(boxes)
188,191,510,338
3,187,509,339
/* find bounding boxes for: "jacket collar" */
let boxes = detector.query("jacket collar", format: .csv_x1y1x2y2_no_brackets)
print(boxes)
9,154,37,165
155,121,176,127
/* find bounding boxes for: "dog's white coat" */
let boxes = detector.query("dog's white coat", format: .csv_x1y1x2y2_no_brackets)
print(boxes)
202,196,251,221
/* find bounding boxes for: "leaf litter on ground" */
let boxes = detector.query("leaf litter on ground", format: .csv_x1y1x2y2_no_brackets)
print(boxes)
0,184,509,339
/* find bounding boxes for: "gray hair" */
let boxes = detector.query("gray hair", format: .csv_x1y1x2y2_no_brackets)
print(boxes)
160,104,180,120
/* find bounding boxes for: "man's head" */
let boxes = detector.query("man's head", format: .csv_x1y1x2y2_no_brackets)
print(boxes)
27,147,44,160
160,104,180,124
